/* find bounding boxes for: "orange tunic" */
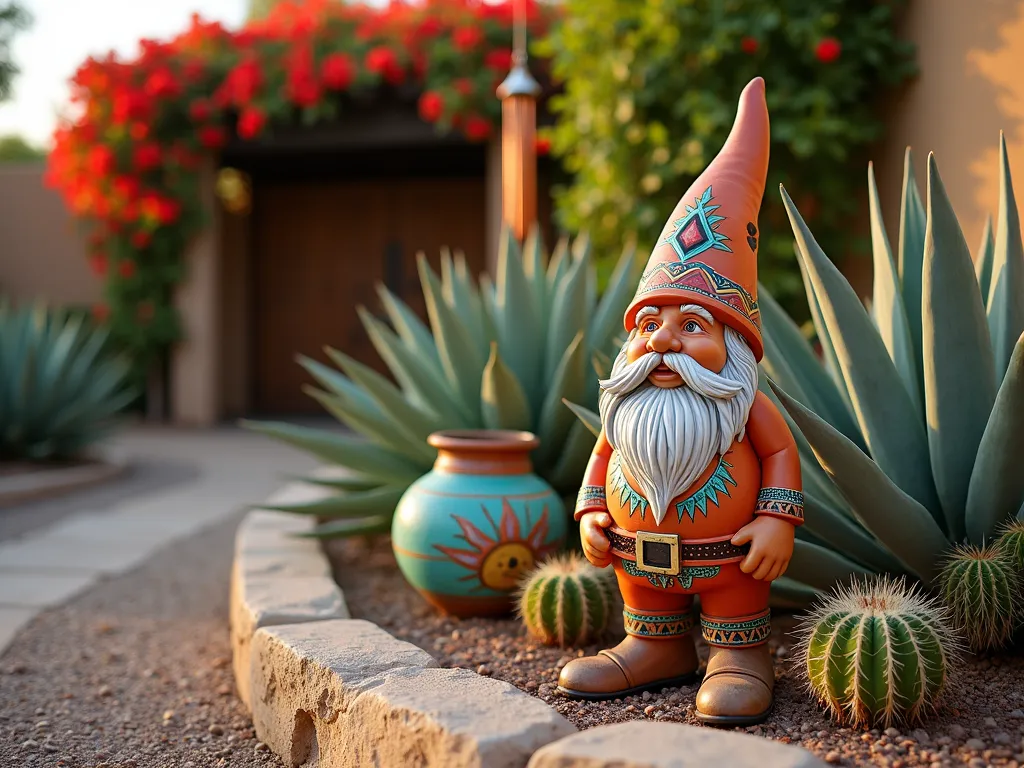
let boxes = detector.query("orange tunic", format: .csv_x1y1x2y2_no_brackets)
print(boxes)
575,391,804,537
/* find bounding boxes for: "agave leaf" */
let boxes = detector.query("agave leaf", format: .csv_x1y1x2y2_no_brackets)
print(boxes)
563,398,601,438
591,349,612,380
785,540,871,592
795,251,846,397
357,306,471,426
966,332,1024,543
589,240,639,356
261,485,405,518
759,285,864,448
480,343,532,430
536,333,587,467
898,148,927,393
803,491,905,575
768,380,949,585
418,254,486,420
323,346,444,442
495,227,543,398
240,419,425,485
769,576,820,609
477,273,499,352
294,473,383,492
523,224,548,328
546,419,597,492
298,355,381,416
986,133,1024,381
545,245,591,384
304,387,435,465
546,236,571,298
781,186,940,516
976,214,995,303
375,284,442,371
868,162,920,410
921,154,998,539
300,515,394,539
441,247,487,356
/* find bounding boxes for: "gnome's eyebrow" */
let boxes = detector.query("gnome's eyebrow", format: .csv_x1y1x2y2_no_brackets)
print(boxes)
680,304,714,324
635,304,714,326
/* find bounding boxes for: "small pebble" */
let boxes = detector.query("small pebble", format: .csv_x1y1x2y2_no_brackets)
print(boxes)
885,727,901,738
525,681,538,691
163,710,176,721
824,751,841,764
965,738,986,751
994,732,1013,745
476,665,490,676
643,705,656,716
97,685,112,698
208,723,224,736
911,729,930,744
255,742,269,753
949,724,967,739
20,739,39,749
641,690,652,701
985,716,998,728
34,721,49,730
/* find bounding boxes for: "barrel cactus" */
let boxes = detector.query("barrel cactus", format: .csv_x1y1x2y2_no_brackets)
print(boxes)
798,576,960,729
938,543,1023,651
244,224,640,538
997,518,1024,569
518,553,618,647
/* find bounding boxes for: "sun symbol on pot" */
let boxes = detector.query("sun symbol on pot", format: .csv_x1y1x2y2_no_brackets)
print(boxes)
435,499,559,592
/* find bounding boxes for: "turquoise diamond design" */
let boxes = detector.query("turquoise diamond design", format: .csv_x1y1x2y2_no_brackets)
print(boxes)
665,185,732,260
674,458,736,523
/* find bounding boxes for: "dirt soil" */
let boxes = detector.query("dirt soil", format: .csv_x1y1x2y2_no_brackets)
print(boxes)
0,512,282,768
330,535,1024,768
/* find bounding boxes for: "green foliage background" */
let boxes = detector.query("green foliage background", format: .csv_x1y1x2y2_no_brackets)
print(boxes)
538,0,916,313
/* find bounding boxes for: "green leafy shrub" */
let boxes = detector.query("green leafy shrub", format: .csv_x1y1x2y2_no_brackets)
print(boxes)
756,136,1024,601
518,553,618,647
538,0,915,308
0,300,135,460
245,226,640,538
798,576,960,728
938,544,1022,652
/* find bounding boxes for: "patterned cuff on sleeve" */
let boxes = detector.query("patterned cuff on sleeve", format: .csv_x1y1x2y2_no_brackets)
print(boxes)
574,485,607,520
754,487,804,525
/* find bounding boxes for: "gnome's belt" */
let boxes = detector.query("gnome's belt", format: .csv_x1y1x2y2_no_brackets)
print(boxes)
607,526,749,576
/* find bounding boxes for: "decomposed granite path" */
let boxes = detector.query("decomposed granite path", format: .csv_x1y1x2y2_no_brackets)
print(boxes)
0,425,321,766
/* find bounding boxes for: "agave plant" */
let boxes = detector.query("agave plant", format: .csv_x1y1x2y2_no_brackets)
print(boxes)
0,300,135,461
244,225,641,538
754,134,1024,598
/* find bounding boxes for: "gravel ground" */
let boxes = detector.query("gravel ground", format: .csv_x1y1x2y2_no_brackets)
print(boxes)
332,535,1024,768
0,512,282,768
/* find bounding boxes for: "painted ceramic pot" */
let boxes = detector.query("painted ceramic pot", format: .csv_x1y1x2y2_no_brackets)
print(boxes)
392,430,566,617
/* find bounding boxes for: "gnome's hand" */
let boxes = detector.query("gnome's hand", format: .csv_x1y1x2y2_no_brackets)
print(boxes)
731,516,794,581
580,511,614,568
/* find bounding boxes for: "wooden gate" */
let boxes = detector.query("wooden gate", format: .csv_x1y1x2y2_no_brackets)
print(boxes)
251,176,487,414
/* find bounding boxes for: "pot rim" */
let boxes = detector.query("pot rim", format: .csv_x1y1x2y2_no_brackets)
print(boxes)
427,429,539,452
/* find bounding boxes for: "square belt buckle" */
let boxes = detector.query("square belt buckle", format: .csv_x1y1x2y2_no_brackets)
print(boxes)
635,531,680,575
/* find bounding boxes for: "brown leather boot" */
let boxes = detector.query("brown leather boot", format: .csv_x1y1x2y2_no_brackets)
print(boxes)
557,634,699,700
695,643,775,726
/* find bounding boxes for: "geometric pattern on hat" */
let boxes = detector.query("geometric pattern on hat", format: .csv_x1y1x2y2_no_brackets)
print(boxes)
664,185,731,260
635,260,762,331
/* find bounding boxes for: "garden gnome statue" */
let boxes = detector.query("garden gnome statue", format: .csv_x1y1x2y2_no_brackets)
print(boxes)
558,77,803,727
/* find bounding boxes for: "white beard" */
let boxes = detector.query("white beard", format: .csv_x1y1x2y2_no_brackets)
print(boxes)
598,327,758,525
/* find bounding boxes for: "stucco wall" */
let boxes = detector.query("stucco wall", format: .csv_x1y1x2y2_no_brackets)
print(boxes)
877,0,1024,258
0,164,100,305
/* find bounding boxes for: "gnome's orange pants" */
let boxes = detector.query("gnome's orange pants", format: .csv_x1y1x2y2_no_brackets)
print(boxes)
612,558,771,648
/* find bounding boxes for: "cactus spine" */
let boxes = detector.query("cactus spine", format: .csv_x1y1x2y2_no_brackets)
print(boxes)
938,543,1023,651
798,577,959,729
518,554,617,647
997,519,1024,570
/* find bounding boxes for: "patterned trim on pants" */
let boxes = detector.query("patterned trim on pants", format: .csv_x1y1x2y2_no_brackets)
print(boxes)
700,609,771,647
623,606,697,638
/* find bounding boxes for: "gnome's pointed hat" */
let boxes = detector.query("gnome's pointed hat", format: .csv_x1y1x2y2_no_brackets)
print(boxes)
624,77,770,360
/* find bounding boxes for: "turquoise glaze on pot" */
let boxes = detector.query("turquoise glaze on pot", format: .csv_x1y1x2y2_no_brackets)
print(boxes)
392,430,566,617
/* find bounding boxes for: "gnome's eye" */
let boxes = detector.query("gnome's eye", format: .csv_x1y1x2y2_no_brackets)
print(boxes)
683,320,703,333
643,321,658,333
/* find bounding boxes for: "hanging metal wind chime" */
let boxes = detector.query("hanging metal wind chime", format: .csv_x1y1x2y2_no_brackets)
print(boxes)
496,0,541,242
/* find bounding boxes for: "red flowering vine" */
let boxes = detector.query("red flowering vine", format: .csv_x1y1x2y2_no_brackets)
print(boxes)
815,37,842,63
45,0,555,371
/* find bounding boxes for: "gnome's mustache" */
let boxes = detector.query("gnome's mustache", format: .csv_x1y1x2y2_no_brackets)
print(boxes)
599,351,745,400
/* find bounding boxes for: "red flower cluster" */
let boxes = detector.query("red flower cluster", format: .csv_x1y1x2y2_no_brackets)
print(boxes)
46,0,554,357
815,37,842,64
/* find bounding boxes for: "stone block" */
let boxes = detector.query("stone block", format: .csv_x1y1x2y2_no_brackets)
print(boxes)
527,721,827,768
230,561,349,709
250,620,574,768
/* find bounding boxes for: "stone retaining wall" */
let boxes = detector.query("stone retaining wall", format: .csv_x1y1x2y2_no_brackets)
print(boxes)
230,483,828,768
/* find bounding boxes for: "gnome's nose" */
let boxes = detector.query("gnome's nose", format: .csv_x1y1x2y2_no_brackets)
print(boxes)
647,326,682,354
